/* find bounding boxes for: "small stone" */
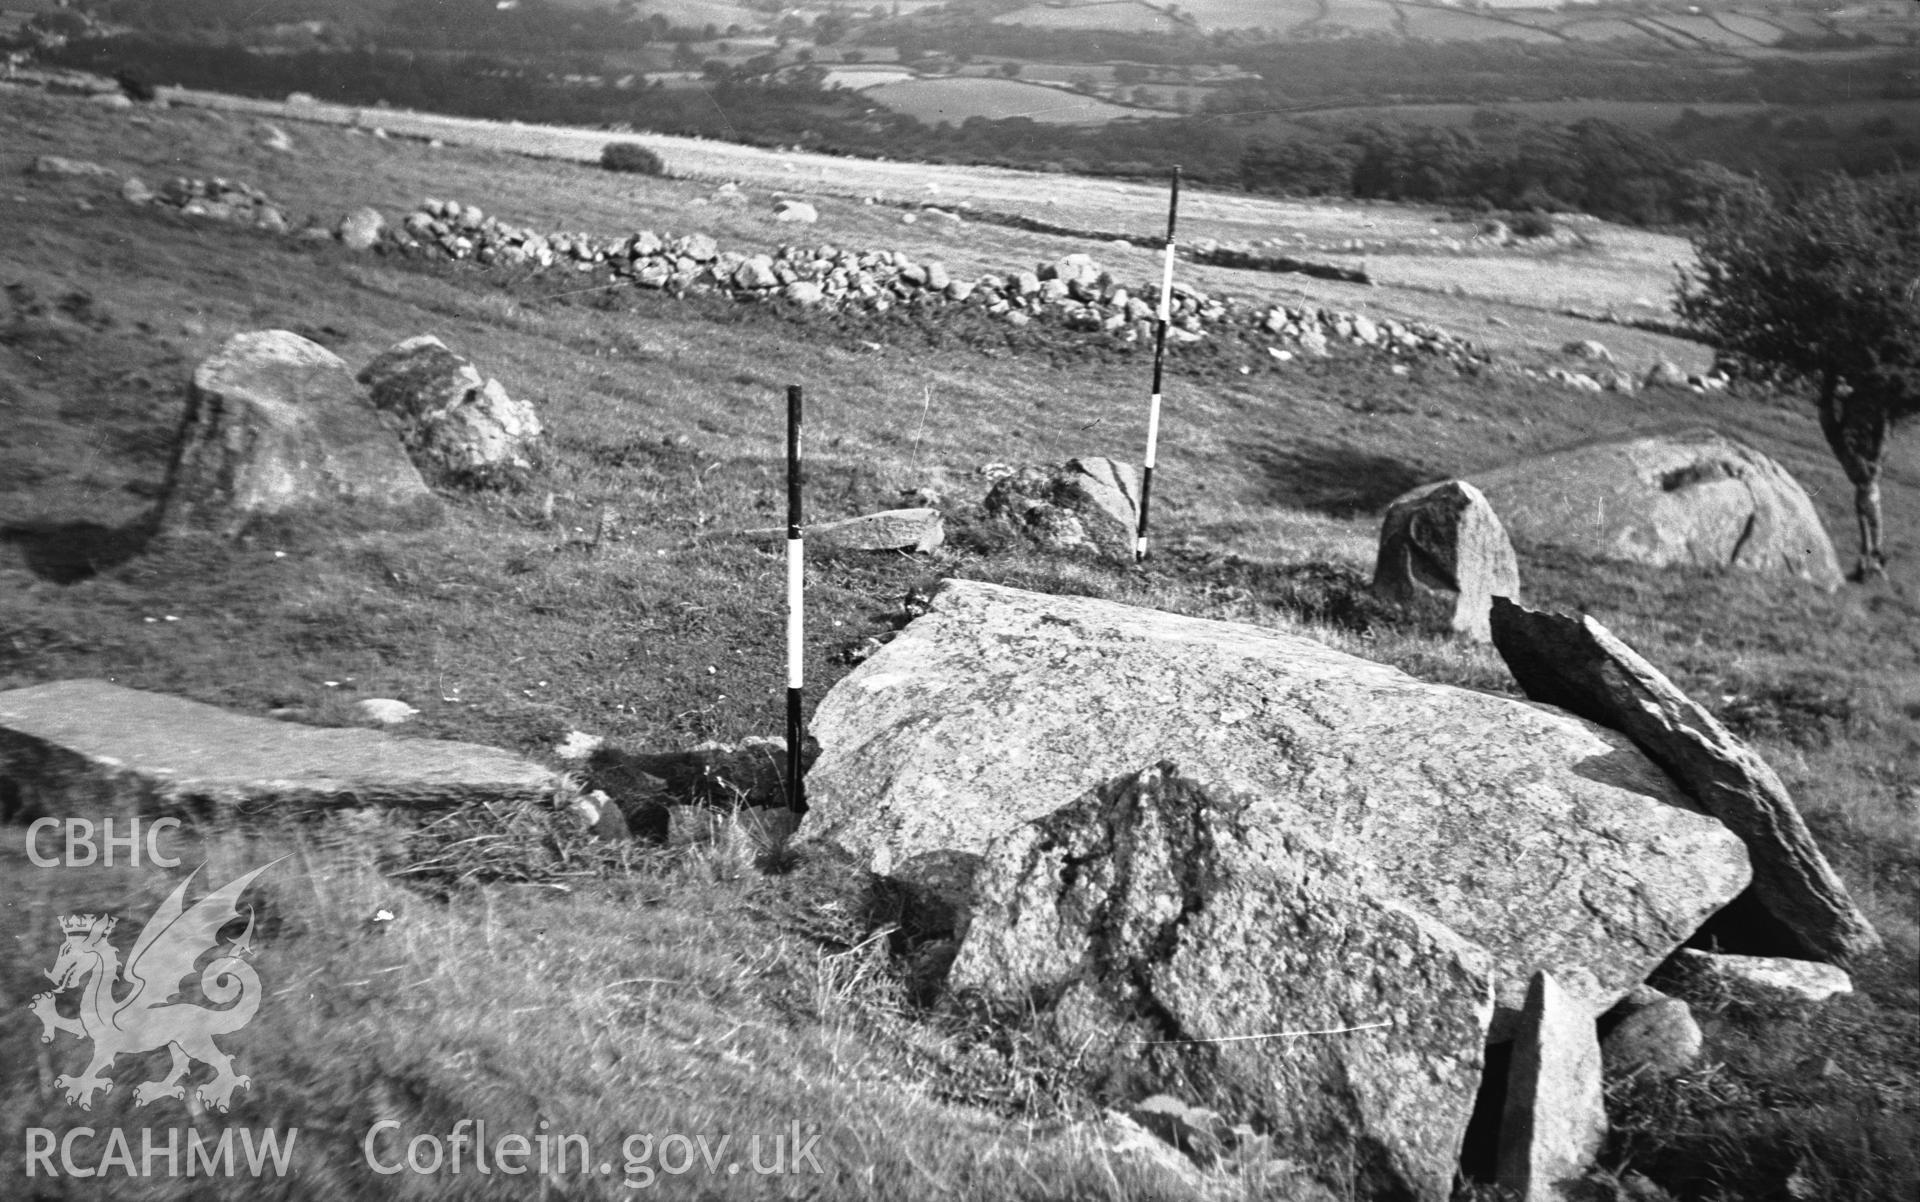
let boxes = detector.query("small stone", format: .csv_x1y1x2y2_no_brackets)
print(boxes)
802,508,943,553
1127,1095,1233,1164
554,730,606,761
733,255,779,290
355,698,419,725
356,335,543,487
1603,995,1702,1079
772,198,818,224
30,155,115,178
337,206,385,251
1643,360,1690,391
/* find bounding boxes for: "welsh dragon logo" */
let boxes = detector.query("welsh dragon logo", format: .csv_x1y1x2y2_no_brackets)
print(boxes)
29,861,279,1112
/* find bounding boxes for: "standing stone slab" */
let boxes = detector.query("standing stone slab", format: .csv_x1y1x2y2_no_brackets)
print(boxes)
1372,479,1520,643
802,579,1751,1035
0,680,558,821
156,330,436,537
951,763,1494,1202
1489,597,1878,964
1498,971,1608,1202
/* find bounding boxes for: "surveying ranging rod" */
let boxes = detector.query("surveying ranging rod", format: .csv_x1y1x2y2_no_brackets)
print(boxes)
1135,165,1182,563
785,384,807,814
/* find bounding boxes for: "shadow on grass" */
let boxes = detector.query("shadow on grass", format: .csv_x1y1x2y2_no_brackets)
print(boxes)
1,511,157,584
1250,441,1436,516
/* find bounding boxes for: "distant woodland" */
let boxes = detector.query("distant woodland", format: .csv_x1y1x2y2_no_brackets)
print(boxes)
22,0,1920,232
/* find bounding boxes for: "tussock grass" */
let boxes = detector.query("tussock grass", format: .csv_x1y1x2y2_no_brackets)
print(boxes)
1607,958,1920,1202
1,819,1288,1199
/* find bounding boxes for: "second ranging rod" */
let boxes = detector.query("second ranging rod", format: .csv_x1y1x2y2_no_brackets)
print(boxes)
1135,165,1181,563
785,384,806,814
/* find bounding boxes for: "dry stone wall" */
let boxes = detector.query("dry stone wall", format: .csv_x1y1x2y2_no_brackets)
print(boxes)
111,172,1489,371
375,200,1488,367
99,167,1714,392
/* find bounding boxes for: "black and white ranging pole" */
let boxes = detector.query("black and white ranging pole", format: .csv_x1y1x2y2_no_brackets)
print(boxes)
1135,165,1182,564
785,384,807,814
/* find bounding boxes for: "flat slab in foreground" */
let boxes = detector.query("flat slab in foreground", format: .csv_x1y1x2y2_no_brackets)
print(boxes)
0,679,558,820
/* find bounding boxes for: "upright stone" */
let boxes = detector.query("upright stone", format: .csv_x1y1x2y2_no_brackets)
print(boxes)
0,680,557,821
951,763,1494,1202
1498,971,1607,1202
357,336,543,487
1489,598,1879,964
1372,479,1519,642
155,330,436,537
982,457,1141,561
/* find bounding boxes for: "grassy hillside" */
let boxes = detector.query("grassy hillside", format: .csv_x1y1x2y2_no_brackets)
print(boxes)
35,0,1920,214
1,82,1915,1200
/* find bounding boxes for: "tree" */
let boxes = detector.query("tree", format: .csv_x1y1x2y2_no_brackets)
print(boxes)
1678,175,1920,579
814,12,848,45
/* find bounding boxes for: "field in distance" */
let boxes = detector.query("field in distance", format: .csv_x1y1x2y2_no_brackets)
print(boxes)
859,75,1175,124
971,0,1915,45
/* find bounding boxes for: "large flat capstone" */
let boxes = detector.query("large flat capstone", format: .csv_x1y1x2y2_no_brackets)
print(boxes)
800,579,1752,1032
0,679,558,820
